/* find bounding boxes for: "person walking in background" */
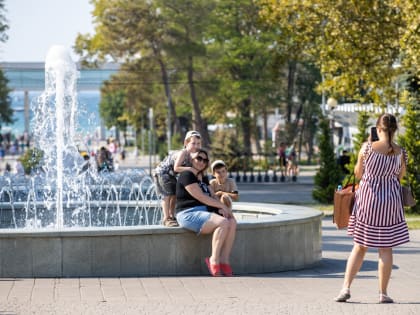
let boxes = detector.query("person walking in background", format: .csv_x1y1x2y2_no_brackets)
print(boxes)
337,149,351,175
334,113,410,304
277,142,287,181
209,160,239,208
176,149,236,277
154,131,202,227
286,141,298,181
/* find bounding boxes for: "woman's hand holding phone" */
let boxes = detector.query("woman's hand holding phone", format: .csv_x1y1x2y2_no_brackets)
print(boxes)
370,127,379,142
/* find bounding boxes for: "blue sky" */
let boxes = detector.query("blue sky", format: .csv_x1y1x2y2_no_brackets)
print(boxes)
1,0,94,62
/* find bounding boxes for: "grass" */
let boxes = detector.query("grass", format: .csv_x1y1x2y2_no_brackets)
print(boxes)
307,203,420,230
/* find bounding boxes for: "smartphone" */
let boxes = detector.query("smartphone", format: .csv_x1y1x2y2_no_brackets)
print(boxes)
370,127,379,142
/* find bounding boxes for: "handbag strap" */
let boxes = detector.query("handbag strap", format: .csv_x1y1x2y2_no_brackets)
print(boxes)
343,173,356,192
401,148,411,188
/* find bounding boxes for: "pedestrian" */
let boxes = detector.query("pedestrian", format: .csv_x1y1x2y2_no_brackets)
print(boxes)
277,142,287,181
334,113,410,304
337,149,351,174
175,149,237,276
286,141,298,181
153,130,202,227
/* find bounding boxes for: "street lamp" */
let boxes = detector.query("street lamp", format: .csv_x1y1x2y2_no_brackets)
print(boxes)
392,60,402,113
327,97,338,112
327,97,338,152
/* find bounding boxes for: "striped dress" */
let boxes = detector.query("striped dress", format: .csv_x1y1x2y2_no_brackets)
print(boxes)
347,142,410,248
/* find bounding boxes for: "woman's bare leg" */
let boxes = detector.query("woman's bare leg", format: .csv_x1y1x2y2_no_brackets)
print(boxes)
342,243,368,289
378,248,393,295
201,214,229,264
220,218,237,264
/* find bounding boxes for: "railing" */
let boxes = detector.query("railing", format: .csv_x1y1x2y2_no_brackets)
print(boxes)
212,152,300,183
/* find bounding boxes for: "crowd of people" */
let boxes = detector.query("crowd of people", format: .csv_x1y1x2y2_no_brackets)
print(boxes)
0,132,31,175
0,132,31,159
0,133,125,176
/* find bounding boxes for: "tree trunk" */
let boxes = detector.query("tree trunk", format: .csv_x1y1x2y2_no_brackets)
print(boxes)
157,58,181,147
240,97,252,156
187,55,211,148
285,61,297,143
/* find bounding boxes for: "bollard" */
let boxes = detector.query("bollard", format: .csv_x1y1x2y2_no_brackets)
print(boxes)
236,171,241,182
264,170,270,182
272,170,278,182
257,170,262,182
242,172,248,182
249,170,255,182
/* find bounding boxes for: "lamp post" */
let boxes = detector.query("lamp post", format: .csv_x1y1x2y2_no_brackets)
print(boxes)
327,97,338,153
148,108,154,175
392,60,402,114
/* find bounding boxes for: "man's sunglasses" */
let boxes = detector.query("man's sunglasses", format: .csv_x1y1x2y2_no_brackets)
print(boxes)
195,156,209,163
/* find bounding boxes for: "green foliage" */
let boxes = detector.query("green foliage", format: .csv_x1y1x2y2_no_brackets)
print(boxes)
398,95,420,214
99,87,126,129
0,0,8,43
18,148,44,175
312,116,343,203
260,0,419,104
210,128,246,172
0,69,13,129
75,0,420,158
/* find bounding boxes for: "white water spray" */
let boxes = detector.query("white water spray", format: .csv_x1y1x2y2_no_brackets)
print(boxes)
41,46,79,228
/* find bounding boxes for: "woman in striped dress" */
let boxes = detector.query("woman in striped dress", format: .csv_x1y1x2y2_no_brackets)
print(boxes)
335,113,410,304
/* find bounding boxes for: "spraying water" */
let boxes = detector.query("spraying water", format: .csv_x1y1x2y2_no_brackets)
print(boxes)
0,46,160,230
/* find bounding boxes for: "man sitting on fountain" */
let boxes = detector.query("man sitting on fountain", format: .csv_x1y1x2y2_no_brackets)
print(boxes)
175,149,237,277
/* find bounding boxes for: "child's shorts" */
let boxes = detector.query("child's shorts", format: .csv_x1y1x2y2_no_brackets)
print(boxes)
154,174,177,196
176,206,211,234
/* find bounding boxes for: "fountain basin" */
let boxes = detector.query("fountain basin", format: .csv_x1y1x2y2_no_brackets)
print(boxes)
0,203,322,277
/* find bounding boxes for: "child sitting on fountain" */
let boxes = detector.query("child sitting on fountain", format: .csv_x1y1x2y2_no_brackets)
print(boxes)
209,160,239,208
153,131,202,227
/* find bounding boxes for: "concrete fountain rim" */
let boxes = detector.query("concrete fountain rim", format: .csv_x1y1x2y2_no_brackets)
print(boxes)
0,202,322,237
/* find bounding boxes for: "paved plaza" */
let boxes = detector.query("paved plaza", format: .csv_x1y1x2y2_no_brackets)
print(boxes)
0,154,419,314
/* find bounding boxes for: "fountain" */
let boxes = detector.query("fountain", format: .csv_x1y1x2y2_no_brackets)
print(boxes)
0,46,322,277
0,46,160,229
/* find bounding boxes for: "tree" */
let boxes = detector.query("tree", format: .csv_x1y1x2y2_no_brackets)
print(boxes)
0,0,7,42
312,116,343,203
99,84,127,141
208,0,281,155
398,93,420,214
0,70,13,129
0,0,13,130
259,0,417,105
160,0,217,147
75,0,181,151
